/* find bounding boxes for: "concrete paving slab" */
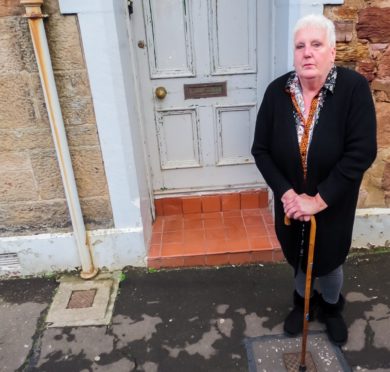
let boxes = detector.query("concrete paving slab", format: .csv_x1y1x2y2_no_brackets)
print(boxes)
0,278,57,371
46,271,121,327
245,332,351,371
35,326,136,371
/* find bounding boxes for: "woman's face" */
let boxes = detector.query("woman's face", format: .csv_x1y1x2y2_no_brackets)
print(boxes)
293,26,336,83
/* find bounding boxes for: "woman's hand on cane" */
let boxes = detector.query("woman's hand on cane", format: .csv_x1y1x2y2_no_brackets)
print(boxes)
282,190,328,221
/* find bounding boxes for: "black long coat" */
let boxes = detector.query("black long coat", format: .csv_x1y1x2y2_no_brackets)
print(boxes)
251,67,377,276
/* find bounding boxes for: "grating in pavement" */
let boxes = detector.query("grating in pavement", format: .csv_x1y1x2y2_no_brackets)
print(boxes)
67,289,97,309
283,351,317,372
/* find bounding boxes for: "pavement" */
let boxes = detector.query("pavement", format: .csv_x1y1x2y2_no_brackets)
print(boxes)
1,250,390,372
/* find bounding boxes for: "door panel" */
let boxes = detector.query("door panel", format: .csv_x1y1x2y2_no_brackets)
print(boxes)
144,0,195,78
156,108,201,169
209,0,257,74
215,104,256,166
133,0,265,194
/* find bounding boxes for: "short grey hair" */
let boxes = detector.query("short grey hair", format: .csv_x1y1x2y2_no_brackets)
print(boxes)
293,14,336,48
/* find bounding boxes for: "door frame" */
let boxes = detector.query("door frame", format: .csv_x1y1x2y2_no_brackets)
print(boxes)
130,0,274,199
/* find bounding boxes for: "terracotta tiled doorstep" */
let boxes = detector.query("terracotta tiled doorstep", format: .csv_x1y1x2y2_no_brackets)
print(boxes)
148,206,283,269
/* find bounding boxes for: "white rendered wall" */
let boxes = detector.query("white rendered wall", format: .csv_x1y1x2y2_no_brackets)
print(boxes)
59,0,151,230
0,228,145,277
273,0,344,77
57,0,152,267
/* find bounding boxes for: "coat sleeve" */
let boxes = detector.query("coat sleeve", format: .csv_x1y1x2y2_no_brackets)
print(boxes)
317,76,377,206
251,87,293,200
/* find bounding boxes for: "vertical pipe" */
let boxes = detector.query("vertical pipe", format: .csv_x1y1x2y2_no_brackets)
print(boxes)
20,0,98,279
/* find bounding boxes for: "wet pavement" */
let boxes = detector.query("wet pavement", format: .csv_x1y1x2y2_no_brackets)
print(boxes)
1,251,390,372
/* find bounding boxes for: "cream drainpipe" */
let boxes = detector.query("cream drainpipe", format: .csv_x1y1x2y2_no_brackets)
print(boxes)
20,0,98,279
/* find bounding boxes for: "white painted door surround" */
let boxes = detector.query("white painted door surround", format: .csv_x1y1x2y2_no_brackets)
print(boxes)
133,0,270,195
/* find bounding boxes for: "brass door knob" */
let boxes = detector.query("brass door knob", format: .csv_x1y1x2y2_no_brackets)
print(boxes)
155,86,167,99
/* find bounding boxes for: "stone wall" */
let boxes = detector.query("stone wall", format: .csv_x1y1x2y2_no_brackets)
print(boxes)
325,0,390,207
0,0,113,236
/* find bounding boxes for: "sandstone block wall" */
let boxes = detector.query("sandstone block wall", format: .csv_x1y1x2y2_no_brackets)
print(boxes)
0,0,113,236
325,0,390,207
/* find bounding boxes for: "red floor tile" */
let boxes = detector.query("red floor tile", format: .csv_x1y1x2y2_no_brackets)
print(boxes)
262,212,274,225
223,210,242,218
206,240,227,254
252,250,273,262
163,198,183,215
202,195,221,213
249,236,272,250
241,191,260,209
206,254,230,266
148,258,162,269
229,252,252,265
148,244,161,258
183,219,203,230
265,225,277,237
273,248,284,261
182,197,202,214
259,191,268,208
221,193,240,211
204,218,224,229
164,218,184,232
224,216,244,226
161,242,183,256
151,233,162,245
183,229,205,242
183,213,203,221
183,242,206,255
243,215,264,226
225,227,247,240
270,236,281,249
242,209,261,216
205,228,225,240
183,255,206,267
162,231,183,244
246,225,269,238
153,218,163,233
154,199,164,216
160,257,185,268
225,239,249,252
203,212,222,220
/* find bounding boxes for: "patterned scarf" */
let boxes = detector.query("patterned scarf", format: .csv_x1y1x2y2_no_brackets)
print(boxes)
285,66,337,178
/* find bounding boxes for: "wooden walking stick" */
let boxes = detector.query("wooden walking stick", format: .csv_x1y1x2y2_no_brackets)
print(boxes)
283,215,317,372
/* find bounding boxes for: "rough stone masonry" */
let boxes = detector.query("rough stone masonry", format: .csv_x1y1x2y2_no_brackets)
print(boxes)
0,0,113,236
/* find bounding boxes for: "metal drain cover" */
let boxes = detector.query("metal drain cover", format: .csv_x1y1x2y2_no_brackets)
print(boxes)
67,289,97,309
283,351,317,372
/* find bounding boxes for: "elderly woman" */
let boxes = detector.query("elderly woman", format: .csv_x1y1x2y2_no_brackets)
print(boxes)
251,14,376,346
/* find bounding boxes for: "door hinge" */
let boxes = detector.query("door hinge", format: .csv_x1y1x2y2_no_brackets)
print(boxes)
127,0,134,16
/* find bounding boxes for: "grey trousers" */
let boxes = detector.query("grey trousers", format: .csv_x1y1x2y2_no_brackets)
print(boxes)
295,264,343,304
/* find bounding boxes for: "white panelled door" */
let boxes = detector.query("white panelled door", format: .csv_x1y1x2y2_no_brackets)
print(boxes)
133,0,266,195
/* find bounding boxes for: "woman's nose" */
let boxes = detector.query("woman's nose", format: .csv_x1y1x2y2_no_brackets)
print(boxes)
303,46,312,57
